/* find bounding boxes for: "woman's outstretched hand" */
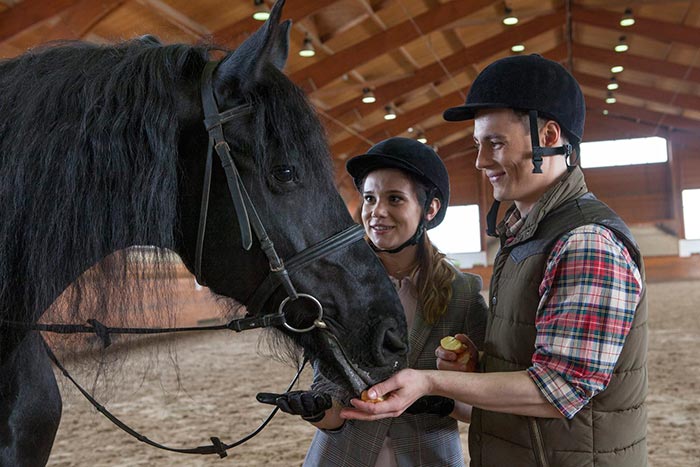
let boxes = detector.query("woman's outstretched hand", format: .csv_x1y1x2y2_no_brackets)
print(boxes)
339,369,431,421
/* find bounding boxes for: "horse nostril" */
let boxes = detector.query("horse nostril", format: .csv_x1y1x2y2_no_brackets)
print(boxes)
376,324,408,365
383,327,406,354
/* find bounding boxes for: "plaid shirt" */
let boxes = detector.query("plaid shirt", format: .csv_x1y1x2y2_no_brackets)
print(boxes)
502,210,643,419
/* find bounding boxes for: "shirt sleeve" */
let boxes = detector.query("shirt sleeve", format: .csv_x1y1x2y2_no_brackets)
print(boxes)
526,224,642,419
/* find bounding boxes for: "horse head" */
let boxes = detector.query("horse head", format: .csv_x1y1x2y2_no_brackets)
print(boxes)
175,0,408,399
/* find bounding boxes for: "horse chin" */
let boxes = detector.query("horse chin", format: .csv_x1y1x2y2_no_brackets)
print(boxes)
317,329,373,397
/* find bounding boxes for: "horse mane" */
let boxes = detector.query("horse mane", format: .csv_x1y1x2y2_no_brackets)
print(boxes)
0,38,209,339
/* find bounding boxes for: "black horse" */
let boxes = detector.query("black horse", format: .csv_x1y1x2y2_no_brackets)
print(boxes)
0,1,408,465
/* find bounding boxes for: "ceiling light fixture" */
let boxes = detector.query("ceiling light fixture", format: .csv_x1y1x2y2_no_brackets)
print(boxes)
603,109,609,115
614,36,629,53
299,35,316,58
502,7,518,26
383,105,397,120
511,44,525,53
417,132,428,144
620,8,635,27
607,77,619,91
252,0,270,21
605,92,617,104
361,88,376,104
611,65,624,74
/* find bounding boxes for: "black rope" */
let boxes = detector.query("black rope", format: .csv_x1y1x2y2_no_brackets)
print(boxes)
43,338,307,458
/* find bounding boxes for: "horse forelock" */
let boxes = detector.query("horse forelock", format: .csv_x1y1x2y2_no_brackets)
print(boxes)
0,39,210,335
248,66,333,193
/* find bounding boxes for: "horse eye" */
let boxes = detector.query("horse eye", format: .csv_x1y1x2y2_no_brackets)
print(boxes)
271,165,296,183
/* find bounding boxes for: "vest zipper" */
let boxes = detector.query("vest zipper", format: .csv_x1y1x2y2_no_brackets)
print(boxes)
528,417,550,467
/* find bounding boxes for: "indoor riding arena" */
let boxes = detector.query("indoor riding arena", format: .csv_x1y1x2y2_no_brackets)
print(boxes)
1,0,699,466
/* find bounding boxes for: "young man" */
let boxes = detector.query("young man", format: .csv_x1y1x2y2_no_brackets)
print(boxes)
341,54,648,467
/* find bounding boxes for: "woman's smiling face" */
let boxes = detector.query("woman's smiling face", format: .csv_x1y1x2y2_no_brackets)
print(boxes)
361,168,424,251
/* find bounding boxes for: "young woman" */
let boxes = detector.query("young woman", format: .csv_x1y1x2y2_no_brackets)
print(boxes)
302,137,488,466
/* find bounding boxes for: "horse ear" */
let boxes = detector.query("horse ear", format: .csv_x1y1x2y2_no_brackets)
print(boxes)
215,0,291,96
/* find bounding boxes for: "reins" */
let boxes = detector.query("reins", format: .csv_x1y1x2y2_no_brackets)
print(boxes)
43,339,307,459
5,58,368,458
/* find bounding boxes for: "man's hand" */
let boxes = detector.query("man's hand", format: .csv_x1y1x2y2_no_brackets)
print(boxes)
436,333,478,372
340,368,432,421
256,390,332,422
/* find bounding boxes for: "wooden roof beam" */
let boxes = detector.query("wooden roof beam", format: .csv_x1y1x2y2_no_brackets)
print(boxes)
586,95,700,133
439,135,476,162
212,0,339,49
575,71,700,113
0,0,82,42
10,0,124,45
331,89,465,158
137,0,209,39
326,9,566,120
573,43,700,83
573,5,700,48
291,0,499,92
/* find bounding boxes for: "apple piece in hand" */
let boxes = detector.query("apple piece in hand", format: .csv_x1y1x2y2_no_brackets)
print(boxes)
440,335,478,372
361,390,386,403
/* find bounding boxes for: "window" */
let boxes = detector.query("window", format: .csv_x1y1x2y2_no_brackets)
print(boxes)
579,136,667,169
682,189,700,240
429,205,481,253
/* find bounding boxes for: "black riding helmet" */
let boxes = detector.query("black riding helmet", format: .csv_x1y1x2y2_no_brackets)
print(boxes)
346,137,450,253
443,53,585,174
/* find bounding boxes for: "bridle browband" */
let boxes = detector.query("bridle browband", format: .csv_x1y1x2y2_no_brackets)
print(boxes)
7,59,368,458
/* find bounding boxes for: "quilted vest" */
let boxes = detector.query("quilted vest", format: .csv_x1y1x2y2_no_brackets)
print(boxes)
469,168,648,467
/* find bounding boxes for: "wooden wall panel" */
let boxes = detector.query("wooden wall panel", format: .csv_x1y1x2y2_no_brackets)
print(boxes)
583,163,673,223
678,146,700,189
444,156,480,206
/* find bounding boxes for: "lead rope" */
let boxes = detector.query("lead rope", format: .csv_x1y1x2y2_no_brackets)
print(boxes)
44,338,307,458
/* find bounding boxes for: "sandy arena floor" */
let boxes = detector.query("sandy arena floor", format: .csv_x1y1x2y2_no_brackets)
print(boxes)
46,280,700,466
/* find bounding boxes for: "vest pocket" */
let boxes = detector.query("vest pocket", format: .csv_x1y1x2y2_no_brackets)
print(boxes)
528,417,550,467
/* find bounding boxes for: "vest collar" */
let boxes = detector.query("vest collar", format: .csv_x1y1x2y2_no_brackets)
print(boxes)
498,166,589,245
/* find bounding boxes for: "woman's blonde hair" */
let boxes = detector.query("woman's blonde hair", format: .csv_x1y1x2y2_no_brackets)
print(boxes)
415,233,455,324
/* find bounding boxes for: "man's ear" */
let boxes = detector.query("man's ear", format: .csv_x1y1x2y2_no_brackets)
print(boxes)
541,120,562,147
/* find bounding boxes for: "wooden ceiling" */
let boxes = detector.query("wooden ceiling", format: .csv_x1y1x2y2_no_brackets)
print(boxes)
2,0,700,202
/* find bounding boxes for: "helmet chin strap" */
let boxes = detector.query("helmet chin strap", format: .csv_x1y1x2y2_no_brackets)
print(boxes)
528,110,574,174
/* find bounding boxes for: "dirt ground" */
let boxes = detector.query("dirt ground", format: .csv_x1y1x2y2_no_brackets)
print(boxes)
46,280,700,467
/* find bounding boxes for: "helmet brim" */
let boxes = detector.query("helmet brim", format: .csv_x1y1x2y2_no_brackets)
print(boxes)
346,153,427,185
443,103,509,121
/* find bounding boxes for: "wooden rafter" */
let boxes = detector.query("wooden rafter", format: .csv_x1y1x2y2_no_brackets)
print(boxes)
290,0,498,92
331,89,465,157
586,95,700,133
575,71,700,113
212,0,338,48
0,0,81,42
573,43,700,83
573,5,700,48
326,9,566,121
